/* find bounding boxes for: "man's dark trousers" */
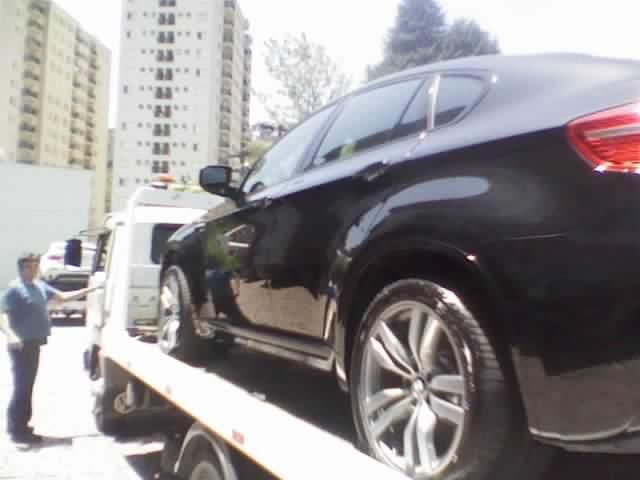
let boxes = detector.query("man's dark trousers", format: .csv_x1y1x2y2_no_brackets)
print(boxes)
7,341,41,435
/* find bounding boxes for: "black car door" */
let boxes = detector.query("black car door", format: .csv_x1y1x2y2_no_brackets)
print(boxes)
267,75,435,339
206,103,341,331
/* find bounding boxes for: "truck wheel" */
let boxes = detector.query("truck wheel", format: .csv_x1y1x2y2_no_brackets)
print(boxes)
349,278,553,480
93,387,134,435
186,448,225,480
159,265,232,363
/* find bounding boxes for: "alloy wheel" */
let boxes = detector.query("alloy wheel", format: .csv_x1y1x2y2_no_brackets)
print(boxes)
358,300,468,478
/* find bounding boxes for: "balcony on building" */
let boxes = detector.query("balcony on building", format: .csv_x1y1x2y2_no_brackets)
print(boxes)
223,46,233,64
24,53,41,66
26,36,42,54
17,150,36,164
72,92,87,106
76,30,91,47
21,103,38,121
71,107,85,121
85,132,95,143
221,86,232,99
27,23,43,44
30,1,47,15
224,10,235,27
19,128,37,145
71,129,85,145
86,116,95,128
69,151,83,166
22,88,39,100
75,41,90,61
20,121,37,134
27,14,45,31
18,140,36,151
73,74,88,90
22,75,40,93
88,88,96,100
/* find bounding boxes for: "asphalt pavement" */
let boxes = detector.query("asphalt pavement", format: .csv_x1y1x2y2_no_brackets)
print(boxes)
1,322,640,479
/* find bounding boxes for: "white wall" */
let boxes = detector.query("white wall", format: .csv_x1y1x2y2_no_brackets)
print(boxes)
0,163,93,287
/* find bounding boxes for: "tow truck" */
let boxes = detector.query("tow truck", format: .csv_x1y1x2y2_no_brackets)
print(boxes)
65,177,406,480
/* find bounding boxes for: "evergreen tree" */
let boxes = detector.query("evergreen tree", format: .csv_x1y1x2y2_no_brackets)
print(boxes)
367,0,500,81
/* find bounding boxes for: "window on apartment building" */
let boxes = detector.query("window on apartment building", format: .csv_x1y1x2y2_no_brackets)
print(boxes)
152,160,160,173
162,161,169,173
124,85,128,94
126,31,131,38
119,178,126,187
197,32,203,40
193,144,199,152
196,69,200,77
168,14,175,25
127,12,133,20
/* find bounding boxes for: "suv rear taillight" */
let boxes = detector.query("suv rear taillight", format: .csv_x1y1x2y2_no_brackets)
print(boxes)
567,102,640,173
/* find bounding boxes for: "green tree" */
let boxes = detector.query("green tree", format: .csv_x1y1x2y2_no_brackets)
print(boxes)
437,19,500,61
367,0,499,81
257,33,351,126
245,140,272,168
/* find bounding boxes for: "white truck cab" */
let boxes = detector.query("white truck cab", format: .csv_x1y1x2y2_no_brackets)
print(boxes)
64,179,223,420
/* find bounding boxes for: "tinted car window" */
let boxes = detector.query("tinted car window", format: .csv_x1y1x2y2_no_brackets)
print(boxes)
392,77,434,140
242,105,336,194
313,79,423,165
151,224,182,264
434,75,485,127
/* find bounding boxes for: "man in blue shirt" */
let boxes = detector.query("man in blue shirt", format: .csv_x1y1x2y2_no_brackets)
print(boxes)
0,252,101,444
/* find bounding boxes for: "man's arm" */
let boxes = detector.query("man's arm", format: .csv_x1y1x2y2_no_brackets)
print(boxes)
0,289,22,348
49,282,104,304
0,312,21,347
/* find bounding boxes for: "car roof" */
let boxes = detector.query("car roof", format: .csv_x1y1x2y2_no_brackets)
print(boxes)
357,52,640,92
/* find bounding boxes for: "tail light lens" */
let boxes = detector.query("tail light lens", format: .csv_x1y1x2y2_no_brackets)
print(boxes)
48,255,63,261
567,102,640,173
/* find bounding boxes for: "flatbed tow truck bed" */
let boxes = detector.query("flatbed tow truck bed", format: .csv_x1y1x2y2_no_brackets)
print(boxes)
102,328,407,480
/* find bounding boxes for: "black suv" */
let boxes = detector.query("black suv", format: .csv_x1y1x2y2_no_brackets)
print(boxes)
158,53,640,479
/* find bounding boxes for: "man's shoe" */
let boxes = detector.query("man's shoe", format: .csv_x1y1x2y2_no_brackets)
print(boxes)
10,431,43,444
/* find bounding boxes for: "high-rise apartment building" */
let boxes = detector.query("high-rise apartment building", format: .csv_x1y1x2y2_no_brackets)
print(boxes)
0,0,111,232
111,0,252,211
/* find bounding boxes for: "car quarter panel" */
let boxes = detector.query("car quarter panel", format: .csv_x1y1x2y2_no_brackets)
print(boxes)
331,120,640,442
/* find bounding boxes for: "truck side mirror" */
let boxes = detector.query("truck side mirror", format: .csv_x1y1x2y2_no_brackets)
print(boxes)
65,239,82,267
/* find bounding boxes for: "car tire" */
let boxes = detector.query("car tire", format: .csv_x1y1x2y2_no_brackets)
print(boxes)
349,278,553,480
158,265,233,363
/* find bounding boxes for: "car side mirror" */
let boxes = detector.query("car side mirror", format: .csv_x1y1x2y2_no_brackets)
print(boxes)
64,239,82,267
199,165,237,198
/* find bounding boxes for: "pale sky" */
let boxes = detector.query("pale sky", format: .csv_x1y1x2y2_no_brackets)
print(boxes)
53,0,640,128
